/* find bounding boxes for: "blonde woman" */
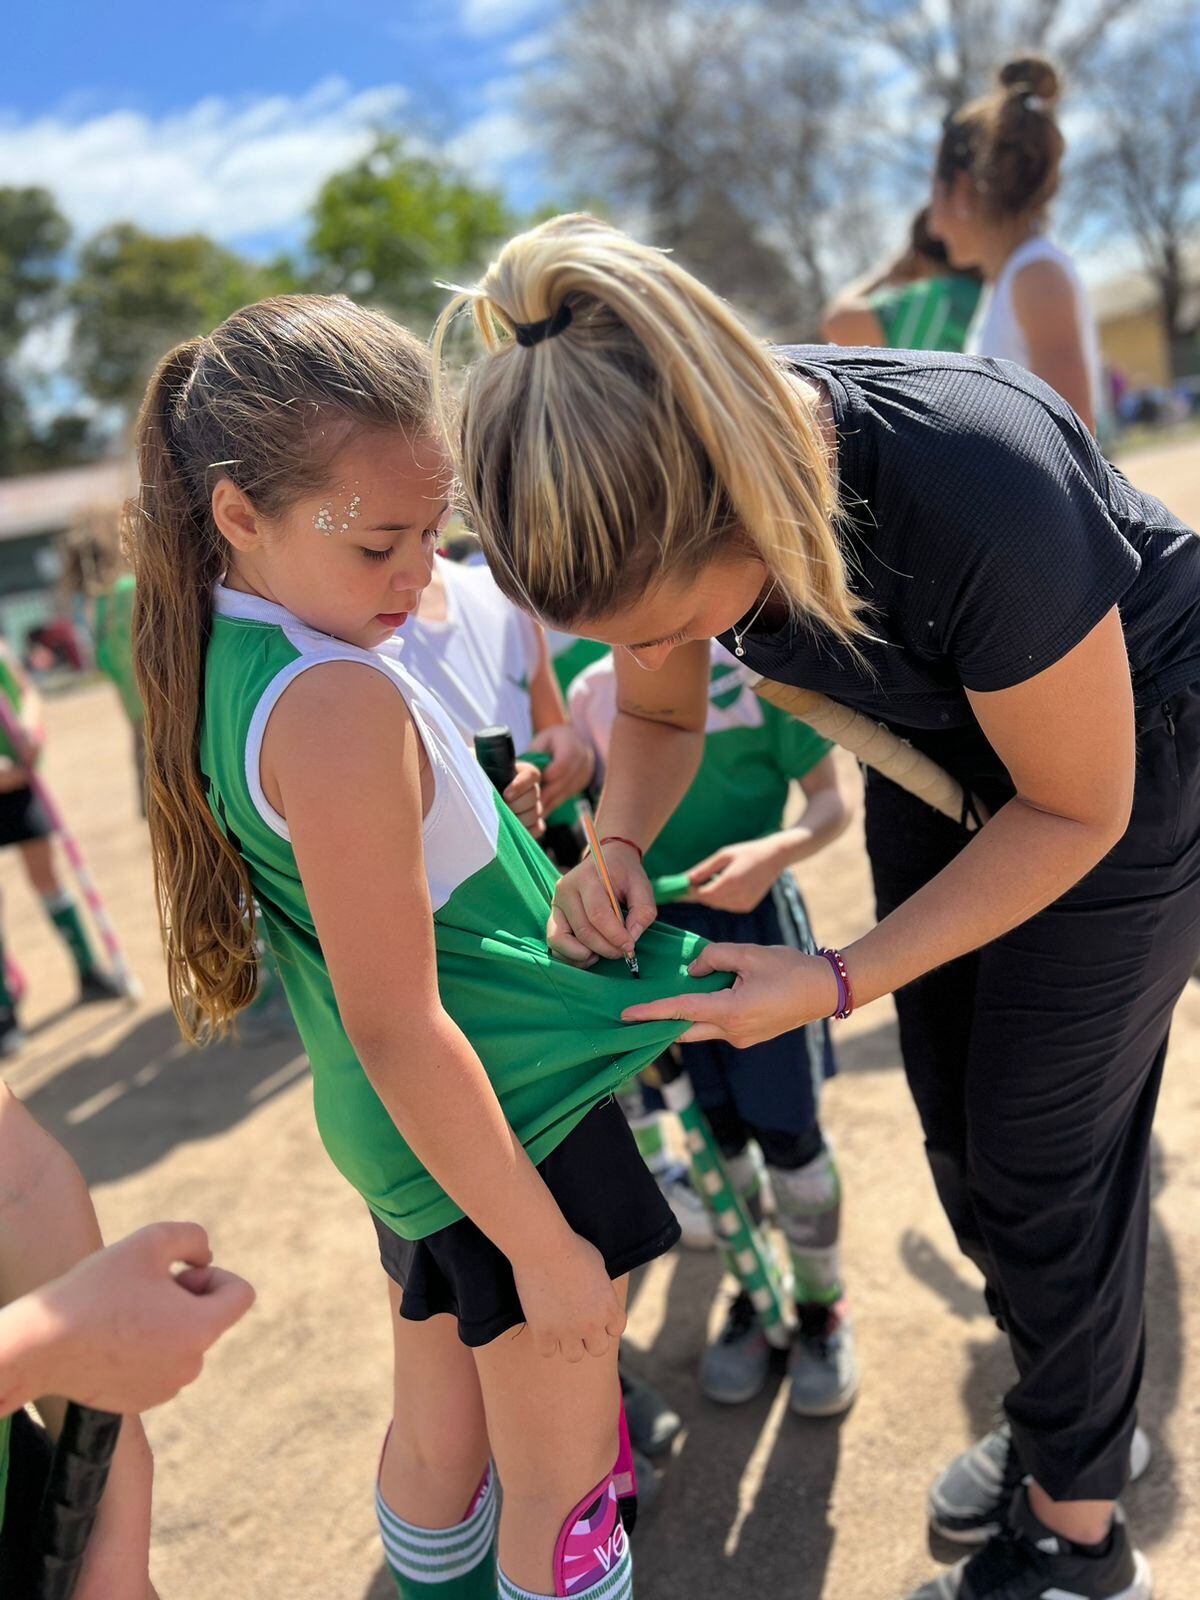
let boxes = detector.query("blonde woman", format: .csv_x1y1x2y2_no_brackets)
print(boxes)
929,55,1103,433
436,213,1200,1600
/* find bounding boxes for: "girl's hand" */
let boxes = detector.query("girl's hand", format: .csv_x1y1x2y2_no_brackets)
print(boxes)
512,1232,626,1362
621,943,839,1047
528,725,595,814
503,760,545,838
685,835,787,914
548,840,657,966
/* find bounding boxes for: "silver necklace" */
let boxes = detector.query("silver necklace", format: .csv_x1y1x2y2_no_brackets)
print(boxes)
731,580,778,657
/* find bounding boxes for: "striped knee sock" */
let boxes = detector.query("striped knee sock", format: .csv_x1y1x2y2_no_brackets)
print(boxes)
376,1466,497,1597
770,1143,843,1307
498,1543,632,1600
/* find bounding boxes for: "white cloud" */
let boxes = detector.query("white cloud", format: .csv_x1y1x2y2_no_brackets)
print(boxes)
0,78,409,248
447,107,538,180
460,0,548,37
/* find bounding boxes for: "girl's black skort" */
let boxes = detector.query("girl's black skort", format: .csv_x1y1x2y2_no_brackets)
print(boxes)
371,1096,680,1347
0,784,51,848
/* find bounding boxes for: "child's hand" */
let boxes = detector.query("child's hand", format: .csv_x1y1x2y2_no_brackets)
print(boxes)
504,760,546,838
528,725,595,813
685,835,787,914
548,840,657,966
512,1232,626,1362
18,1221,255,1414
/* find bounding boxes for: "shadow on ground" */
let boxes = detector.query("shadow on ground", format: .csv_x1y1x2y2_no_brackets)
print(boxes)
23,1002,309,1187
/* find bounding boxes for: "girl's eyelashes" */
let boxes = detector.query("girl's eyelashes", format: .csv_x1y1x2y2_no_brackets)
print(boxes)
361,546,393,563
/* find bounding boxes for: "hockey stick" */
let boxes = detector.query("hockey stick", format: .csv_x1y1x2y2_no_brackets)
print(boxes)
748,678,989,830
32,1402,122,1600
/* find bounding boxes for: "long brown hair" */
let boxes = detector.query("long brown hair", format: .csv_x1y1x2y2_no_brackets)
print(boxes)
433,213,863,644
127,295,434,1040
936,56,1066,224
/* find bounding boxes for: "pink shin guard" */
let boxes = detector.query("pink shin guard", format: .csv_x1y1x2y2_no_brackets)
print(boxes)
550,1397,634,1597
552,1475,626,1597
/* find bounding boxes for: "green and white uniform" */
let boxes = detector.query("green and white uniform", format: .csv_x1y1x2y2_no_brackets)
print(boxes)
200,586,730,1242
569,642,832,892
545,629,610,697
93,574,143,727
869,275,981,354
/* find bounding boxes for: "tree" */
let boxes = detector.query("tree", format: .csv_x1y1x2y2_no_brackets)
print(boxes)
68,224,298,413
305,134,514,327
0,187,71,473
528,0,855,335
1075,25,1200,374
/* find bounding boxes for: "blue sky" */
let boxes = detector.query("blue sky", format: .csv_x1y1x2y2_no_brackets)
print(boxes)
3,0,557,258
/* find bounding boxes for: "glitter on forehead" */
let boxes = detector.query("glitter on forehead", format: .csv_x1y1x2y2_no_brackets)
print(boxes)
313,503,336,535
347,495,362,519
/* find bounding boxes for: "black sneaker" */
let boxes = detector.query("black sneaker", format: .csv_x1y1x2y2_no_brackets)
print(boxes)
620,1368,682,1458
908,1486,1152,1598
0,1005,23,1057
78,970,128,1005
929,1422,1152,1545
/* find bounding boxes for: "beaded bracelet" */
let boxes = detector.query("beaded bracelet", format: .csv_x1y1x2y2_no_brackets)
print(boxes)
817,947,855,1020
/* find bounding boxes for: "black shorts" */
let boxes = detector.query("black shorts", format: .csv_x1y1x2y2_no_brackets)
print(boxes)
372,1098,680,1347
0,1409,53,1591
0,785,51,848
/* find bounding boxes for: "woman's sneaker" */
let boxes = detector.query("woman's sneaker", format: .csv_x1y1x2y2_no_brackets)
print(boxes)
929,1422,1152,1544
907,1486,1152,1598
699,1289,773,1404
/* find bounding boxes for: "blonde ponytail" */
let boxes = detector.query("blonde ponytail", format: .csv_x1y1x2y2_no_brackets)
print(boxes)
434,213,863,642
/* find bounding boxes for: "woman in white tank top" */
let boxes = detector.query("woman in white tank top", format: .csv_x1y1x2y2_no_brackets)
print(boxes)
928,55,1102,432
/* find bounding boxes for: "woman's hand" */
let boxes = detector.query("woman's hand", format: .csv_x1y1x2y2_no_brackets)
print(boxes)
548,839,657,966
503,760,545,838
511,1231,626,1362
685,835,788,913
528,724,595,814
621,943,839,1046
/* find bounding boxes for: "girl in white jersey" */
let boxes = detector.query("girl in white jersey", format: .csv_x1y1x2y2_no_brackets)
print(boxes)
127,296,733,1600
929,55,1103,432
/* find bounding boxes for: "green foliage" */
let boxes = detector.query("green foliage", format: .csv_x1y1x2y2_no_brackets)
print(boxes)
68,223,299,410
0,187,71,354
307,134,513,326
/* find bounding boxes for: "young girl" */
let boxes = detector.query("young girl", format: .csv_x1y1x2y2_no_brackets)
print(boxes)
0,638,122,1053
570,642,855,1416
127,294,732,1600
404,550,594,833
930,54,1103,432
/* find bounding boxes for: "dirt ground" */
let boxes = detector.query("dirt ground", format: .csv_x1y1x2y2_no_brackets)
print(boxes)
4,438,1197,1599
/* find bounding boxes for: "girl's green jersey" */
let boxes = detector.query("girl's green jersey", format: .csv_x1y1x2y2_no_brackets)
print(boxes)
200,587,730,1241
94,574,143,727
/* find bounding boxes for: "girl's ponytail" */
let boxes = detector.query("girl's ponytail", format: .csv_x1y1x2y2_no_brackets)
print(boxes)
128,338,258,1039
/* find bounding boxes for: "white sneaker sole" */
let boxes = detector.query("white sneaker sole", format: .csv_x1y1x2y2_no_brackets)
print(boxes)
929,1430,1152,1546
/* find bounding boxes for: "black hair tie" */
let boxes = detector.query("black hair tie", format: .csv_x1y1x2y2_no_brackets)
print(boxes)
513,302,573,347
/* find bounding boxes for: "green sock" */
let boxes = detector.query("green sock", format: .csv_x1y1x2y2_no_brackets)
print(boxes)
377,1468,497,1598
629,1110,670,1174
42,892,97,979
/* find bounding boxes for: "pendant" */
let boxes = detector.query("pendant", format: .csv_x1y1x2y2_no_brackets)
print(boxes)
735,643,745,657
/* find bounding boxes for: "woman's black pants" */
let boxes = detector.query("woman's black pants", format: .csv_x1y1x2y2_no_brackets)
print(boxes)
865,687,1200,1501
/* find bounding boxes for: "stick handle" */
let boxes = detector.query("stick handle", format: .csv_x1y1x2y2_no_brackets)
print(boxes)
749,679,988,829
33,1402,123,1600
